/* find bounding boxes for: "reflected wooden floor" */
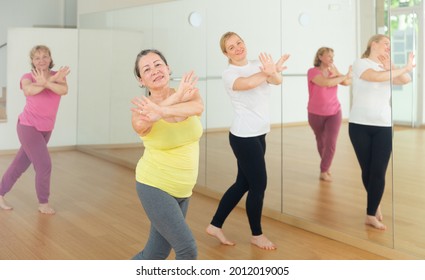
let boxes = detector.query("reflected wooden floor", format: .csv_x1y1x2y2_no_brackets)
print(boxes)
0,150,386,260
281,124,394,247
392,128,425,258
204,124,394,249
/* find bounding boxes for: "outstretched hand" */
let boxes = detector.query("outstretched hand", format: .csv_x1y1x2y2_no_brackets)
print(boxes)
346,65,353,79
131,96,163,122
176,70,199,102
378,53,392,71
405,52,416,72
259,53,290,75
31,68,48,87
50,66,71,83
259,53,277,75
275,54,290,73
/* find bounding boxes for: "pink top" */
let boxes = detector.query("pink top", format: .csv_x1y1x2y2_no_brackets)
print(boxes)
307,67,340,116
18,72,62,131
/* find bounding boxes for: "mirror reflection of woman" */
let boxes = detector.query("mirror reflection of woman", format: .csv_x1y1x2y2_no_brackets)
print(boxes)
349,34,415,230
206,32,289,250
0,45,69,214
307,47,352,182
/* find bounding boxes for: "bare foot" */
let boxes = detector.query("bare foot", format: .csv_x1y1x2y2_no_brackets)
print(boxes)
375,206,383,221
0,196,13,210
251,234,277,250
365,215,386,230
320,172,332,182
206,224,235,246
38,203,56,215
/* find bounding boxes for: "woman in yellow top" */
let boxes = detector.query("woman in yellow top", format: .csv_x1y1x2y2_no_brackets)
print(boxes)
130,49,203,260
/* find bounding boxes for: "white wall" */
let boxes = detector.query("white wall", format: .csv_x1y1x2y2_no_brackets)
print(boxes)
77,0,176,14
0,0,360,149
0,0,75,88
76,0,357,146
281,0,356,123
0,28,78,150
77,29,144,145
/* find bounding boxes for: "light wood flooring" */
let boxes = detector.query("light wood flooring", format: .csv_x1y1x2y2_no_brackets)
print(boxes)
0,149,387,260
72,123,425,259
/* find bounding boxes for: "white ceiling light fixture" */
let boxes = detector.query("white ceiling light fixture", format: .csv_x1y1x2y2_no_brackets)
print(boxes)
298,12,310,27
188,11,202,27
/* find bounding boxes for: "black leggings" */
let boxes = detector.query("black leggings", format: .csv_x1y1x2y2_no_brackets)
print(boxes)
210,133,267,236
348,123,392,216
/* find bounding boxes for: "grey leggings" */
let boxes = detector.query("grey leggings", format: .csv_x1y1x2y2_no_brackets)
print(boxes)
132,182,197,260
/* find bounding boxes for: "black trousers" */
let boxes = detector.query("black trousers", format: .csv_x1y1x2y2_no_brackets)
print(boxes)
349,123,392,216
210,132,267,236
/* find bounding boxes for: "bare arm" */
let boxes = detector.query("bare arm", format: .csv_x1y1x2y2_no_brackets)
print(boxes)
131,89,204,136
361,53,414,84
312,66,352,87
131,109,154,137
392,53,414,85
160,90,204,118
159,71,199,106
232,53,290,90
22,67,70,96
360,67,411,84
262,53,290,85
232,72,269,91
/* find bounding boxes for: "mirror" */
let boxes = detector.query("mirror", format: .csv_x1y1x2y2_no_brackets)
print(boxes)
76,0,425,258
281,0,393,247
389,0,425,258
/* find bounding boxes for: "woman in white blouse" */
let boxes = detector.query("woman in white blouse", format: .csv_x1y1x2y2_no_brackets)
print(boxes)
349,34,414,230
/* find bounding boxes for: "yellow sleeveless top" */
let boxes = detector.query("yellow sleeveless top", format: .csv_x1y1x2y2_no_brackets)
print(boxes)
135,116,203,198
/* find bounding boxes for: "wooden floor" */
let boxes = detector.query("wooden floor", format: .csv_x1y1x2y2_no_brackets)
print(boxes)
0,149,387,260
72,123,425,259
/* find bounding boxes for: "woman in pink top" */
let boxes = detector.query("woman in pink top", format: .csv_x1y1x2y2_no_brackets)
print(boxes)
307,47,351,182
0,45,70,214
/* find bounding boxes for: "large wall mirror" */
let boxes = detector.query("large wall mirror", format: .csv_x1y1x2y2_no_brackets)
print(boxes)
77,0,425,258
390,0,425,258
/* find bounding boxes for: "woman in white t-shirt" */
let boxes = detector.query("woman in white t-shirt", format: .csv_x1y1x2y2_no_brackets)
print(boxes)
206,31,289,250
349,34,414,230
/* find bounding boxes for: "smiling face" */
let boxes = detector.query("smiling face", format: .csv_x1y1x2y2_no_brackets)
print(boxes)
137,52,170,90
223,34,247,65
319,51,334,67
30,47,53,71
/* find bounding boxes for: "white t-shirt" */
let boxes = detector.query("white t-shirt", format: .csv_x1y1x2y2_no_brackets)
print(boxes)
349,58,391,127
222,60,271,137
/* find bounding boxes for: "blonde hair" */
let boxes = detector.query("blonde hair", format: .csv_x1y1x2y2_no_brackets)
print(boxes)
361,34,390,58
30,45,54,69
313,47,334,67
219,31,243,63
